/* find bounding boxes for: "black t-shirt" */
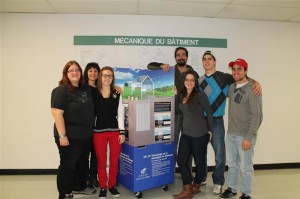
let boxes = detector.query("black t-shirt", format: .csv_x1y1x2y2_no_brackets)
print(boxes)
51,85,95,139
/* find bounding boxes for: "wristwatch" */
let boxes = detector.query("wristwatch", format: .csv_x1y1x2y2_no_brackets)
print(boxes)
59,134,67,138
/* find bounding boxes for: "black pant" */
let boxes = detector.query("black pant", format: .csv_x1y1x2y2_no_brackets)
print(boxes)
174,113,193,173
174,113,182,164
88,140,98,179
55,137,91,198
177,134,209,185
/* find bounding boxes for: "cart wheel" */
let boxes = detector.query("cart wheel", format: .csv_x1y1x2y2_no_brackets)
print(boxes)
162,184,169,191
134,191,143,198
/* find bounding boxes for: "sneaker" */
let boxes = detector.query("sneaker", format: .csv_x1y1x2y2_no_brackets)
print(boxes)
64,193,73,199
219,188,237,199
213,184,222,195
109,186,120,198
135,191,143,198
200,181,207,186
161,184,169,191
58,193,73,199
88,177,100,188
91,178,100,188
73,187,96,195
83,186,96,195
99,188,107,199
239,193,251,199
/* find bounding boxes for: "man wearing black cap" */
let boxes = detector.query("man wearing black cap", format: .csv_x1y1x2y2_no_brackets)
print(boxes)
199,51,261,195
219,58,263,199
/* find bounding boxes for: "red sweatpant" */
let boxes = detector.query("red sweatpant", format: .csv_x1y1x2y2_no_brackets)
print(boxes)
93,131,122,189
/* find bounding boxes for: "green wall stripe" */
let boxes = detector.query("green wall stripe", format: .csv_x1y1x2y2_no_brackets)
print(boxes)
74,36,227,48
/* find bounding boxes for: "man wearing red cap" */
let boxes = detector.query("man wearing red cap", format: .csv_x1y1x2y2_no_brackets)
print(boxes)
219,59,263,199
199,51,262,195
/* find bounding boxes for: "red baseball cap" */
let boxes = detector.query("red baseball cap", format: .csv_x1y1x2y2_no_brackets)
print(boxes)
229,58,248,70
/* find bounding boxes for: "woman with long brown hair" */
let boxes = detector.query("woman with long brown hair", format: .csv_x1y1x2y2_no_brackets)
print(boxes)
91,66,126,199
174,70,213,199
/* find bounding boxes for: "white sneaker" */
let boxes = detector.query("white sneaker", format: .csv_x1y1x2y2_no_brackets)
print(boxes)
200,181,206,186
212,184,222,195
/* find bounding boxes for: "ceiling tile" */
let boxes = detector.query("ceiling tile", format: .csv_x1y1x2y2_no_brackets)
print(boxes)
173,0,231,3
139,1,227,17
0,0,300,23
289,14,300,22
0,0,55,13
48,0,138,14
231,0,300,8
217,5,300,21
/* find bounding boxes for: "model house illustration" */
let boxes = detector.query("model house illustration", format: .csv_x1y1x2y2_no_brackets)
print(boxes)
130,75,154,99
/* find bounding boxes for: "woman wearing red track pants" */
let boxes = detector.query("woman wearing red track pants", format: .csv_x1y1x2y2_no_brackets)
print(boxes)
91,66,126,199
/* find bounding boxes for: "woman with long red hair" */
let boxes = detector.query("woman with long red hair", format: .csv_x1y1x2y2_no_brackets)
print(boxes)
51,61,95,199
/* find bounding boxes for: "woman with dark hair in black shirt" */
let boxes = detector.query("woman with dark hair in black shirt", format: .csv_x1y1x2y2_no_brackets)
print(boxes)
82,62,101,190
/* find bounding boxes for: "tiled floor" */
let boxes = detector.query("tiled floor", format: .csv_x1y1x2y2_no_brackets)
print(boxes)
1,169,299,199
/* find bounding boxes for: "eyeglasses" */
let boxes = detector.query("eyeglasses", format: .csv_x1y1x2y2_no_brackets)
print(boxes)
185,78,195,82
67,69,80,73
102,74,113,79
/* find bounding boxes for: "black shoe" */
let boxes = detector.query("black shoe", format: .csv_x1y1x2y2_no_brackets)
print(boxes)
87,178,99,188
135,191,143,198
239,193,251,199
219,188,237,199
73,187,96,195
65,193,73,199
99,188,107,199
109,186,120,198
60,193,73,199
91,178,100,188
200,181,207,186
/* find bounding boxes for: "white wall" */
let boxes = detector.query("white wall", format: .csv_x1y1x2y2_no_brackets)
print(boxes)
0,13,2,167
1,13,300,169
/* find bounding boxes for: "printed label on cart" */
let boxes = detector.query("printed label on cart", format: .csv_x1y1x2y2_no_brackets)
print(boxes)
136,168,150,180
119,153,134,175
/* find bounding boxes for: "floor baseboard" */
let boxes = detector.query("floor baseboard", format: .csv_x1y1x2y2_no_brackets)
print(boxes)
176,162,300,173
1,162,299,175
0,169,58,175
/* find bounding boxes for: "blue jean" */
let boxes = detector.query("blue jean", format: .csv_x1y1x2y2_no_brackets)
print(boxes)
177,134,209,185
203,118,226,185
225,134,256,197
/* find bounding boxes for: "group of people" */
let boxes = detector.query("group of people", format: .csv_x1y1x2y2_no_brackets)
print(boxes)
148,47,263,199
51,47,263,199
51,61,125,199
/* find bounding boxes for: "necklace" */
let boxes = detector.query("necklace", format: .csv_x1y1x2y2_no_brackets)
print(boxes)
75,88,87,103
101,90,110,98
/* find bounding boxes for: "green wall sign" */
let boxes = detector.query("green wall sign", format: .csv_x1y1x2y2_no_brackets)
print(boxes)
74,36,227,48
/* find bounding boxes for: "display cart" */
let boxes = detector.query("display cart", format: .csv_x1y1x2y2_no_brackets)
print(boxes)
115,67,175,198
118,141,174,198
118,97,175,198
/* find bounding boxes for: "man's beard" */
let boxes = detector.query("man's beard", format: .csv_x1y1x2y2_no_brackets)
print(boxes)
177,60,186,67
234,75,246,82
